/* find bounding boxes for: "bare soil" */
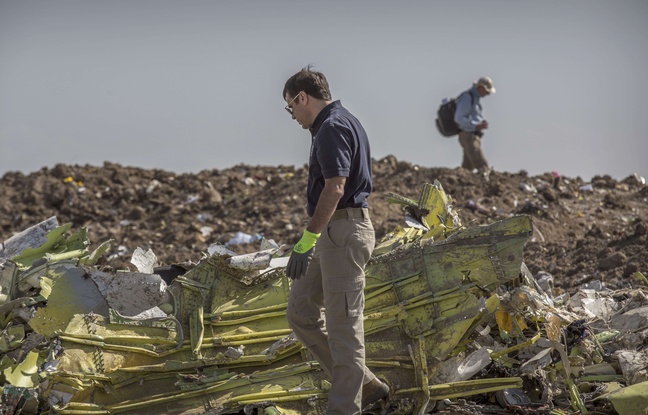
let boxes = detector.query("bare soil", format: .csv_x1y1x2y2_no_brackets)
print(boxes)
1,156,647,294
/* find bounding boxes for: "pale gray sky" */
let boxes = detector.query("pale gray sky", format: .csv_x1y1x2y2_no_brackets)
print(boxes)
1,0,647,181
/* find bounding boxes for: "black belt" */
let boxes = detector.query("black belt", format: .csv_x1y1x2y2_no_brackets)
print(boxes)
330,207,369,221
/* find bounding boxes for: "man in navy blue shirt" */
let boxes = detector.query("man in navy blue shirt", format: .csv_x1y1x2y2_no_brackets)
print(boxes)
454,76,496,173
282,66,389,414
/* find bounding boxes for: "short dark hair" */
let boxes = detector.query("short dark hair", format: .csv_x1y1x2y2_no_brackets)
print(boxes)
283,65,332,101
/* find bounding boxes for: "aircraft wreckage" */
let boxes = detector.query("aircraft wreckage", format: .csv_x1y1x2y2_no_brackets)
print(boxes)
1,181,647,415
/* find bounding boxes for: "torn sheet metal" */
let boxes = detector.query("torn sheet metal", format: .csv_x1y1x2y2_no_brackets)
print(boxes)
602,381,648,415
30,263,110,335
3,350,39,388
0,216,59,263
90,269,169,317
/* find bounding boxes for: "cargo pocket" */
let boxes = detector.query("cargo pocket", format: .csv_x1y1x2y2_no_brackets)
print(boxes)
326,276,365,319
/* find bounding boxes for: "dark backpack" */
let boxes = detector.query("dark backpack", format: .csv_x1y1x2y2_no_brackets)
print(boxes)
435,91,474,137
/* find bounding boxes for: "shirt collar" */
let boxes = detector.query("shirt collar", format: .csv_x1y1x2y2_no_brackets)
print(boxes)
309,100,341,137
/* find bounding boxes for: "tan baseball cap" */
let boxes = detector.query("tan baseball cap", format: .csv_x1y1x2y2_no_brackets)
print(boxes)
477,76,496,93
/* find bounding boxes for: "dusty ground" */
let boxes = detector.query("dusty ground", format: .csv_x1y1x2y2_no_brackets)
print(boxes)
1,156,647,294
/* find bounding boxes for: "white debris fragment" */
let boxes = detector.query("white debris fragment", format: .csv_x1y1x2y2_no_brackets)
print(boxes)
108,245,129,260
580,297,617,319
131,247,159,274
520,347,553,372
405,214,428,231
227,250,274,271
455,347,492,381
224,345,245,358
207,243,239,257
262,333,299,358
431,347,492,383
260,238,280,250
132,306,168,319
226,231,261,246
146,179,161,194
269,256,290,269
615,349,648,384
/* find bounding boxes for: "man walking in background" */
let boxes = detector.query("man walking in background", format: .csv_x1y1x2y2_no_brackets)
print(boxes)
282,66,389,414
454,76,496,173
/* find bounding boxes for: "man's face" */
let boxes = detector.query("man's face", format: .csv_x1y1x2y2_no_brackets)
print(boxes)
284,92,309,129
477,85,490,97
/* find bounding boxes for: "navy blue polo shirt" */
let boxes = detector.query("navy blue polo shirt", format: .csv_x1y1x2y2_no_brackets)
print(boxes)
306,100,372,217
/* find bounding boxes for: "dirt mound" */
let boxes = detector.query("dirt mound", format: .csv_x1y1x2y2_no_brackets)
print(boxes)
1,157,646,293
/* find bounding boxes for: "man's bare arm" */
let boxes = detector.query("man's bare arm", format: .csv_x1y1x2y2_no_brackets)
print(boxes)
307,176,346,233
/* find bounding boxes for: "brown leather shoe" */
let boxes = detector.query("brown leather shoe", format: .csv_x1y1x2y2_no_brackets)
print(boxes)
361,378,389,409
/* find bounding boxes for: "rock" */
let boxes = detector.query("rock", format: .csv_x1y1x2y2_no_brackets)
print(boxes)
599,252,628,271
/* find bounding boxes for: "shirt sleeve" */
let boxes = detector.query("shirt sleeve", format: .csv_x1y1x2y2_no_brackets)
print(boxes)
315,123,352,179
454,93,477,132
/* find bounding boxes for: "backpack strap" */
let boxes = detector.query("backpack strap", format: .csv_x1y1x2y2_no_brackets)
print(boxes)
456,90,475,106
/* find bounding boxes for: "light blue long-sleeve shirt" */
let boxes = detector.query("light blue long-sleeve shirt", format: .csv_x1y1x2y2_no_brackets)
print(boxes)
453,86,483,133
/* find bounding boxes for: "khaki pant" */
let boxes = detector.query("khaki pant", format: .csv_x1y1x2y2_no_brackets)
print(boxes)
286,208,376,415
459,131,489,171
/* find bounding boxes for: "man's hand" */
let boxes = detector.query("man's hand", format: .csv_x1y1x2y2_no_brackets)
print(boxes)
286,229,321,280
477,120,489,130
287,249,314,280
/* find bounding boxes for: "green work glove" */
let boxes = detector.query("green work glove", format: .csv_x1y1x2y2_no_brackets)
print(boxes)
286,229,320,280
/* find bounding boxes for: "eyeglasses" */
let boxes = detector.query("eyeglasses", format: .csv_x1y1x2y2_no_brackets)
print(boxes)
284,92,302,115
